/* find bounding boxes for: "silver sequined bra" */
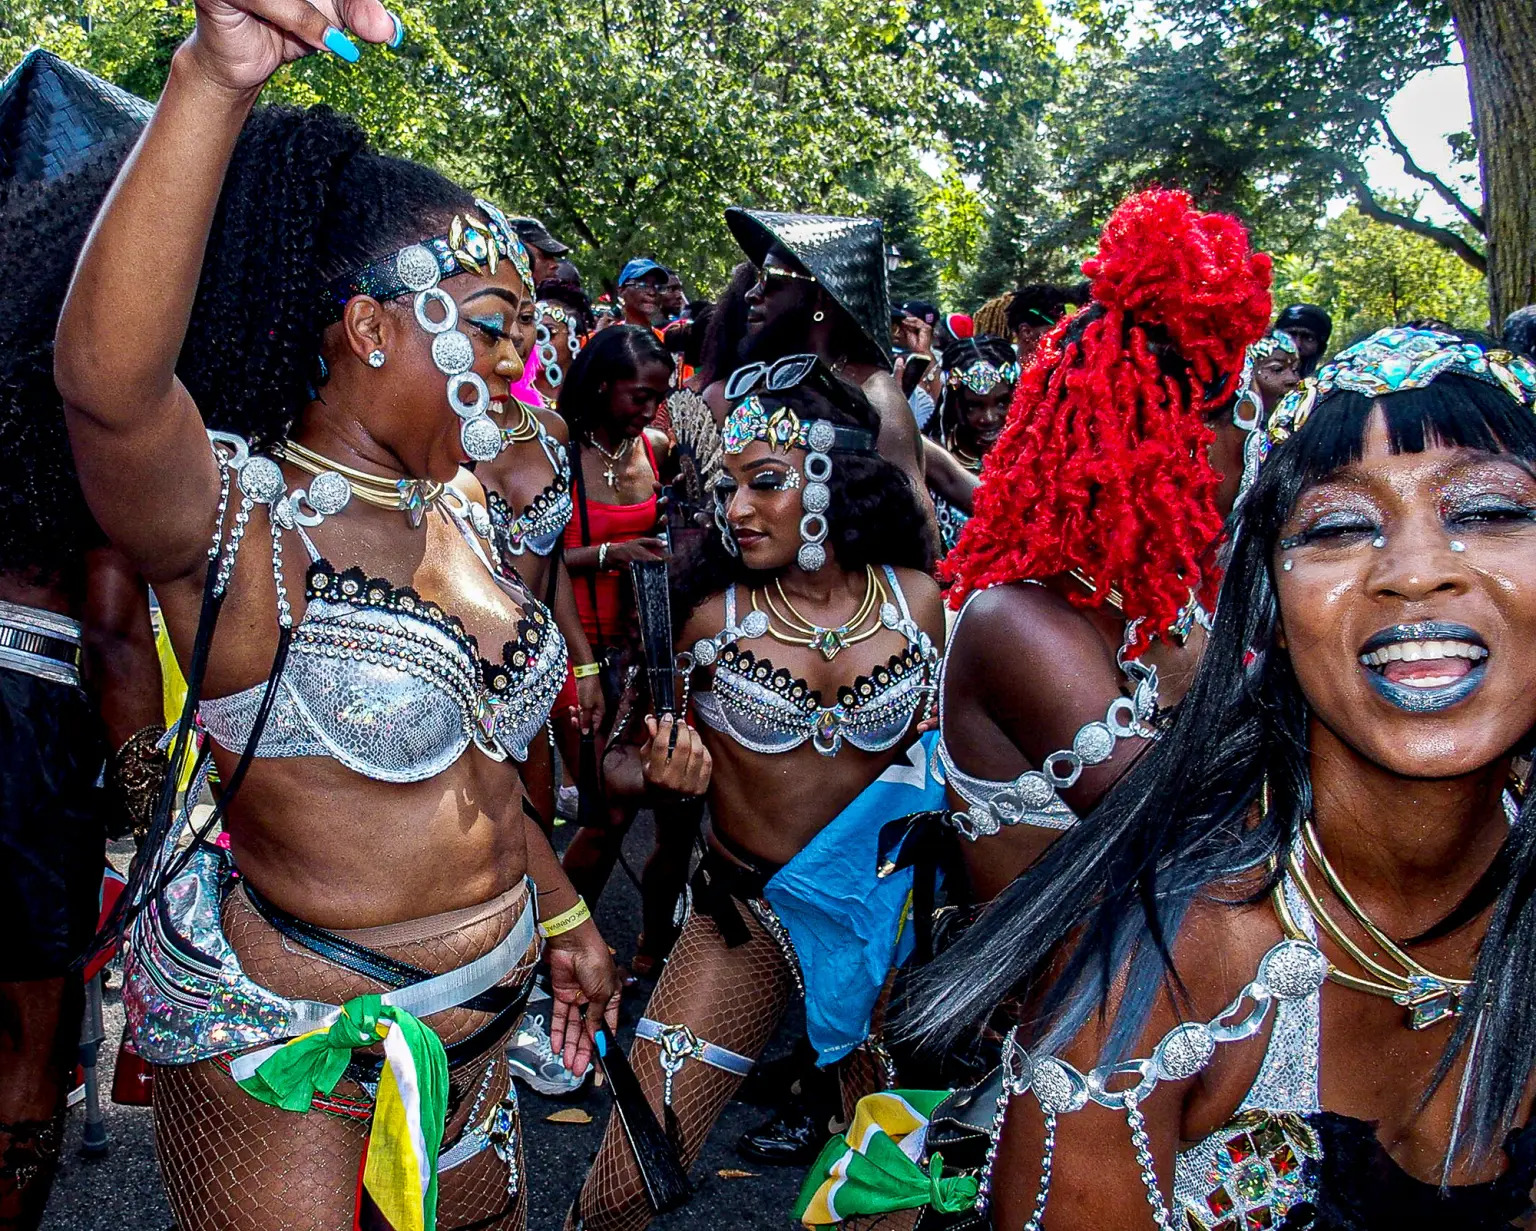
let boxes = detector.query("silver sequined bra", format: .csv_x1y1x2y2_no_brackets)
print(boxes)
689,566,937,757
936,587,1160,839
199,438,567,782
486,423,572,559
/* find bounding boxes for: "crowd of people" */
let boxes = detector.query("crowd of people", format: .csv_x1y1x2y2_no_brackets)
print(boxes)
5,8,1536,1231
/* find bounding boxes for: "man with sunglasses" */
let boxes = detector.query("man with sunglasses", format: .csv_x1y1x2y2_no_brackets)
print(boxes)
713,210,976,531
617,257,672,329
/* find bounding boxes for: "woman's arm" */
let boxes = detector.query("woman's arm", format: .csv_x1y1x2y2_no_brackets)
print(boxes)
54,0,393,584
551,558,605,732
923,439,981,514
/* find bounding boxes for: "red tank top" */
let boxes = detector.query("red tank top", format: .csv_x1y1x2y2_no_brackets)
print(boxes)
565,433,660,646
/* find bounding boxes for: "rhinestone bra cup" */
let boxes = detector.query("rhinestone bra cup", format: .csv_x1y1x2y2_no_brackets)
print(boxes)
198,433,567,781
690,566,936,757
486,426,572,559
978,886,1326,1231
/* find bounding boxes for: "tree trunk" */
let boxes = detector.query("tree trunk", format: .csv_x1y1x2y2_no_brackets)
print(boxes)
1448,0,1536,329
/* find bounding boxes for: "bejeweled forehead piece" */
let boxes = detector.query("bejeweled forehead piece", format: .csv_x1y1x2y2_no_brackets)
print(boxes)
948,359,1020,395
322,199,534,321
721,396,876,457
1253,327,1536,473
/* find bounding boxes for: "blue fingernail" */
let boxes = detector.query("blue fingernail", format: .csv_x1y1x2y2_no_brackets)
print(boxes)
595,1031,608,1058
323,27,360,62
387,12,404,48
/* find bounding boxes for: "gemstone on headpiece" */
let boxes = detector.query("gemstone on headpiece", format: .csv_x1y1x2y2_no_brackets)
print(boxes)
806,420,837,453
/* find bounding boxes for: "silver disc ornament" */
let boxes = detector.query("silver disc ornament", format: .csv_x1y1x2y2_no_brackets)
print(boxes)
305,470,352,516
431,329,475,375
461,415,503,462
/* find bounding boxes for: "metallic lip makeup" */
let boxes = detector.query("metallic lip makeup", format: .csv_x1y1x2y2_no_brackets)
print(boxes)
1357,621,1490,714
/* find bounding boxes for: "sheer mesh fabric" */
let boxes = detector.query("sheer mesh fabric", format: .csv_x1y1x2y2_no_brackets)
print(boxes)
838,1210,923,1230
567,899,796,1231
154,881,538,1231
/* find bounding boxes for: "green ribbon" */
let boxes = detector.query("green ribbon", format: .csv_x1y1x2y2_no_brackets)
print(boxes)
237,994,396,1112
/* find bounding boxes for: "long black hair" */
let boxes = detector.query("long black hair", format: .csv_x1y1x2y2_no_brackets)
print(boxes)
0,130,139,581
673,375,933,630
907,362,1536,1165
180,104,477,449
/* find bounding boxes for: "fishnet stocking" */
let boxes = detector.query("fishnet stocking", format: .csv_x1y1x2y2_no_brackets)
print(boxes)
838,1210,922,1230
568,899,796,1231
154,883,538,1231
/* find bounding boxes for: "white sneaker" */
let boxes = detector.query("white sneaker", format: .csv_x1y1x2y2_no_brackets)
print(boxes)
507,987,587,1096
556,785,579,822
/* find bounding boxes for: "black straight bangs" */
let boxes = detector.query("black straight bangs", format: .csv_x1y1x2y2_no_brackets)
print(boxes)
1242,373,1536,554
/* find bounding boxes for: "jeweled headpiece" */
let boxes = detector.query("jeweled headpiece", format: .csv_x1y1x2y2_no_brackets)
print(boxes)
946,358,1021,395
721,396,875,457
1257,328,1536,469
320,199,534,464
718,394,875,572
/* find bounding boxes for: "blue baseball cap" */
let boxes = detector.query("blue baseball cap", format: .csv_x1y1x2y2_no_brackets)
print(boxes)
618,257,668,287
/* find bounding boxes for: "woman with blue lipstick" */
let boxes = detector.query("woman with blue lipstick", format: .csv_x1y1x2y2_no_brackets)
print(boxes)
829,329,1536,1231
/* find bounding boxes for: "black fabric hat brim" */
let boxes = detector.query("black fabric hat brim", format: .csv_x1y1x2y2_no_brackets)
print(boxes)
510,216,570,256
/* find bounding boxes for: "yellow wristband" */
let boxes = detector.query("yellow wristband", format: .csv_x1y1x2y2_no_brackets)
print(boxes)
572,662,601,680
539,897,591,938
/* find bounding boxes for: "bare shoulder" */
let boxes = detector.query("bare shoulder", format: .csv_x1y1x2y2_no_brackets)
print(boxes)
953,582,1104,664
678,588,728,651
449,467,487,509
703,379,729,427
536,406,570,444
644,427,672,466
888,565,944,645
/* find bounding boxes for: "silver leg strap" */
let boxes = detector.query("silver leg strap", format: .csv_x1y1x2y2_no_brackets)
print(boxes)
635,1018,754,1109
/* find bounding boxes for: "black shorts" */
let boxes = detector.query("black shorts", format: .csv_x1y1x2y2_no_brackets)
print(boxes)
0,666,107,981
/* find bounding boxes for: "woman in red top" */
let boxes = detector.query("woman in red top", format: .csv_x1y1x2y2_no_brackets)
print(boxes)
558,327,677,922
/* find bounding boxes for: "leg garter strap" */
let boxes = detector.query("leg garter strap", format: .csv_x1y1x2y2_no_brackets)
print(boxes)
635,1018,754,1109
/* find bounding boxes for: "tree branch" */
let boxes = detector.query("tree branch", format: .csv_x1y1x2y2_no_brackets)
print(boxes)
1328,157,1487,274
1378,117,1484,234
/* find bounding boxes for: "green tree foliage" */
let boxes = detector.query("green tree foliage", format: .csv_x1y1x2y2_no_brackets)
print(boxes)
917,161,985,303
879,184,941,306
1273,204,1489,346
1,0,1057,295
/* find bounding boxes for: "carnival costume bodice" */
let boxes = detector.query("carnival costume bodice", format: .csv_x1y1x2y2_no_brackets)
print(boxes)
197,433,567,782
689,567,937,758
485,420,572,560
936,587,1160,838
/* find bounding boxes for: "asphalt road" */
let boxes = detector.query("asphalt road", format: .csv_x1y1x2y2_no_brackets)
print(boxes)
43,814,810,1231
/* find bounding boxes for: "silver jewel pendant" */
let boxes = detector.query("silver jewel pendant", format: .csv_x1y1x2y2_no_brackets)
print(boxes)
239,455,286,505
305,470,351,516
468,501,492,539
396,244,442,292
461,415,503,462
806,420,836,453
1258,939,1328,1000
802,481,831,514
739,610,769,640
691,637,719,668
1153,1022,1215,1081
431,329,475,376
879,601,900,629
797,541,827,572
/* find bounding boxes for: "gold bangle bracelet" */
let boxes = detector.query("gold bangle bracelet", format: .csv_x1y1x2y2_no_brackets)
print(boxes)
539,897,591,938
572,662,602,679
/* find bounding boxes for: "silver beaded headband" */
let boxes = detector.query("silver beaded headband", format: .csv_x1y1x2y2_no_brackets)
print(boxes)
534,302,581,387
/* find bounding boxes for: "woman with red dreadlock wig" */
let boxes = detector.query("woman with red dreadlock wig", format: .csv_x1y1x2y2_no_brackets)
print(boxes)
935,188,1272,903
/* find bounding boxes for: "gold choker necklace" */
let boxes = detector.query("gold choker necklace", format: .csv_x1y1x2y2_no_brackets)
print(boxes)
1273,818,1470,1029
498,401,542,444
277,441,446,527
750,565,887,660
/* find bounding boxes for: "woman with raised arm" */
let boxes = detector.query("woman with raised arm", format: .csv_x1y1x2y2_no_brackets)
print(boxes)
567,361,946,1230
934,190,1272,905
869,330,1536,1231
52,8,618,1228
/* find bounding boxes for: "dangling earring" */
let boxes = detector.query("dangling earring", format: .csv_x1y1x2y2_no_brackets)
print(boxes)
1231,390,1262,432
714,497,739,557
797,422,835,571
367,349,387,368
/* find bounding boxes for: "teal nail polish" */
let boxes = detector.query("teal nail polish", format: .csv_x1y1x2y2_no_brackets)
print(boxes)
322,26,360,62
387,12,404,48
595,1030,608,1058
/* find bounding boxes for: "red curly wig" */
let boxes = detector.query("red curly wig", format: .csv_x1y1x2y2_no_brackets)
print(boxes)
942,189,1272,652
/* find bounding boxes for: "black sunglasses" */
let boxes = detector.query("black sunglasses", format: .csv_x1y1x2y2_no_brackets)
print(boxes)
723,353,823,402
